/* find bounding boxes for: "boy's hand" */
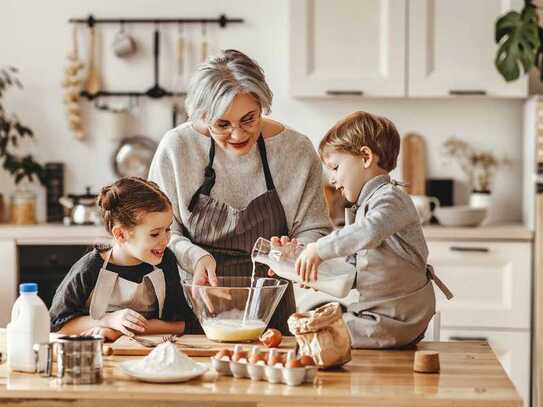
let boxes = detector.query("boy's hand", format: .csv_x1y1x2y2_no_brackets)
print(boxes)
81,326,123,342
100,309,147,337
267,236,300,277
295,243,322,284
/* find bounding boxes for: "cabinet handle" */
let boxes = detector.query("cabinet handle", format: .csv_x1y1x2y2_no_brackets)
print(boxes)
449,246,489,253
449,90,487,96
326,90,364,96
448,336,488,342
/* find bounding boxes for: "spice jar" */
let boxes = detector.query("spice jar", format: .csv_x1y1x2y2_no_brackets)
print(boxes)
10,189,37,224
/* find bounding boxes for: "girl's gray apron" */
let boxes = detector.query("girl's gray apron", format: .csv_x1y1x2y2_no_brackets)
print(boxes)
87,250,166,320
184,135,295,334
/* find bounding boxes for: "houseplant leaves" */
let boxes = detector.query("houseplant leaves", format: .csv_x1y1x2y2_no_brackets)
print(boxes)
495,4,540,82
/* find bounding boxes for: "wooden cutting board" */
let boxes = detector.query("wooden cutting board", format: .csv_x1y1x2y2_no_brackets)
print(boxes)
109,334,297,357
401,133,427,195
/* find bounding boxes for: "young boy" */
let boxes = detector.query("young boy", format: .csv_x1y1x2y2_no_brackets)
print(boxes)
296,111,453,348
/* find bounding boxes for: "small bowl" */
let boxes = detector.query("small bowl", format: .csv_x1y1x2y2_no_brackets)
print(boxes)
434,206,487,227
282,367,306,386
211,357,231,376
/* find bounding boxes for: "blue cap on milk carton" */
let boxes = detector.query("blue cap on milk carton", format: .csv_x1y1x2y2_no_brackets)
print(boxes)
19,283,38,293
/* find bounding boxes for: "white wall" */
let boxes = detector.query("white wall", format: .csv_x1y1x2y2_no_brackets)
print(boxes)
0,0,524,223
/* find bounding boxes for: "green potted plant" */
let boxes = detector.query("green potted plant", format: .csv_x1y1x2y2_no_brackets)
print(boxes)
0,66,47,224
495,0,542,82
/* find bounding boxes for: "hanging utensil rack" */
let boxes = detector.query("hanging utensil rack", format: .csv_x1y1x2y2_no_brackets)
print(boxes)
68,14,244,100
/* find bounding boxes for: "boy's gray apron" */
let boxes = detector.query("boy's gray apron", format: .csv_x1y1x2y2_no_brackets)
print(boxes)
343,182,453,349
185,135,295,335
87,250,166,320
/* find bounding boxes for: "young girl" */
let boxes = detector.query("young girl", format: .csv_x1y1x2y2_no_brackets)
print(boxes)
50,177,193,342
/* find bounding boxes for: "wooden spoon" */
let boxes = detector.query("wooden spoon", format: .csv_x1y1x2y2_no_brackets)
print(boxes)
85,26,101,95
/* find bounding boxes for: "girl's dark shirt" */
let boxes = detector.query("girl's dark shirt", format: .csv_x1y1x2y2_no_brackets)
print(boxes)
49,247,195,332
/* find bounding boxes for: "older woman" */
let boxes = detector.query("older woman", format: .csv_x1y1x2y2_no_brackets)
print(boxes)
148,49,331,334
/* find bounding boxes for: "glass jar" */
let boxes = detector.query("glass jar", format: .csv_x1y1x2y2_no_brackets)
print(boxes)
10,189,37,224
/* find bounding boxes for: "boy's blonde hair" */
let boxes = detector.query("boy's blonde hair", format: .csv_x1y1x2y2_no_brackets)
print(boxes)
319,111,400,172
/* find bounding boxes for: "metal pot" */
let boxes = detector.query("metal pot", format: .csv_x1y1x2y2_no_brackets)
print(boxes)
112,135,158,178
59,187,101,225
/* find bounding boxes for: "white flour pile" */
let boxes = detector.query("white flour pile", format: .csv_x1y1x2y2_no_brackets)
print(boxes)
132,342,199,376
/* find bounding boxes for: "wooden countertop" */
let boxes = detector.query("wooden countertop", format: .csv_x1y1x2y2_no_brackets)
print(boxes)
0,337,522,406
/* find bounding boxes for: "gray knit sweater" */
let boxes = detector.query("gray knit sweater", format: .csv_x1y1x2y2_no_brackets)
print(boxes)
148,123,332,273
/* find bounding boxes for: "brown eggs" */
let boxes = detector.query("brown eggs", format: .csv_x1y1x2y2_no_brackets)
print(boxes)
285,358,302,368
259,328,282,348
299,355,315,366
268,353,283,366
232,350,248,362
215,348,233,360
249,352,267,364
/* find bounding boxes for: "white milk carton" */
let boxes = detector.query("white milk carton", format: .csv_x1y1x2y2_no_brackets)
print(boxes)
7,283,50,372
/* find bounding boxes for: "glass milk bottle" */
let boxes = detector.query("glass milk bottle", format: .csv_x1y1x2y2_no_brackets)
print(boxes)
7,283,50,372
251,238,355,298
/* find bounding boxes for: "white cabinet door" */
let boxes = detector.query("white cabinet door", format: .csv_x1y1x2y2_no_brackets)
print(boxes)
428,240,532,329
442,329,530,407
409,0,527,97
289,0,406,97
0,239,17,327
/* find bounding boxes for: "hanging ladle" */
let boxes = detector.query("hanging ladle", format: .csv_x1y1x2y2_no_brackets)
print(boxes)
145,26,168,99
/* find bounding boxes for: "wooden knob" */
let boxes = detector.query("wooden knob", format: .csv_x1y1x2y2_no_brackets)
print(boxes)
413,350,440,373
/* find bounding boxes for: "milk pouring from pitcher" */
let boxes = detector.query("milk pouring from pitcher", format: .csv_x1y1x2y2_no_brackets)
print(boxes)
251,238,355,298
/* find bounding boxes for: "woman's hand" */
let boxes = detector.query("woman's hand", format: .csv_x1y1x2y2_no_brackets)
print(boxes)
100,309,147,337
192,255,230,312
295,242,322,284
267,235,300,277
192,255,218,299
81,326,123,342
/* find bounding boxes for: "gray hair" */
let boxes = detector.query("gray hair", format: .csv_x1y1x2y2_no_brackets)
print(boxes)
185,49,273,125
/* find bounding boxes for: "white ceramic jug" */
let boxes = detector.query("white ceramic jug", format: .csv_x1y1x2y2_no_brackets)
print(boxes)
410,195,440,224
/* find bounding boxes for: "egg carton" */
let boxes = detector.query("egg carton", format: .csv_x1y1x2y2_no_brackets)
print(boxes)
211,354,317,386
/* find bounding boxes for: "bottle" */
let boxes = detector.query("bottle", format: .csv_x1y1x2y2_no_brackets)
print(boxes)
7,283,50,372
251,238,356,298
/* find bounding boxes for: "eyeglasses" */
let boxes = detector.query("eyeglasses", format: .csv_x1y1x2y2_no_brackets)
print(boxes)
209,111,261,136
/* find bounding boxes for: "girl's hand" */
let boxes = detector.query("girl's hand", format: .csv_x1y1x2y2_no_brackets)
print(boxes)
295,243,322,284
100,309,147,337
267,236,300,277
81,327,123,342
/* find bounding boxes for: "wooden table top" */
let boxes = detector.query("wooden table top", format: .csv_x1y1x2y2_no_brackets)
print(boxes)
0,335,522,407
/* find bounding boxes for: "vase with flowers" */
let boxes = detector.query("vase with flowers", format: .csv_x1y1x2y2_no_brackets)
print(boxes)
0,66,47,224
442,137,507,209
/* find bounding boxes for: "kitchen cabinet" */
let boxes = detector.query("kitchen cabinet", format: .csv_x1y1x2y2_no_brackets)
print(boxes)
289,0,527,98
409,0,527,97
288,0,406,97
428,240,531,329
442,328,530,407
428,238,532,407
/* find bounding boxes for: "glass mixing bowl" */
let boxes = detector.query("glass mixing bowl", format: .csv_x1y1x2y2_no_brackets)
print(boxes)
182,276,288,342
